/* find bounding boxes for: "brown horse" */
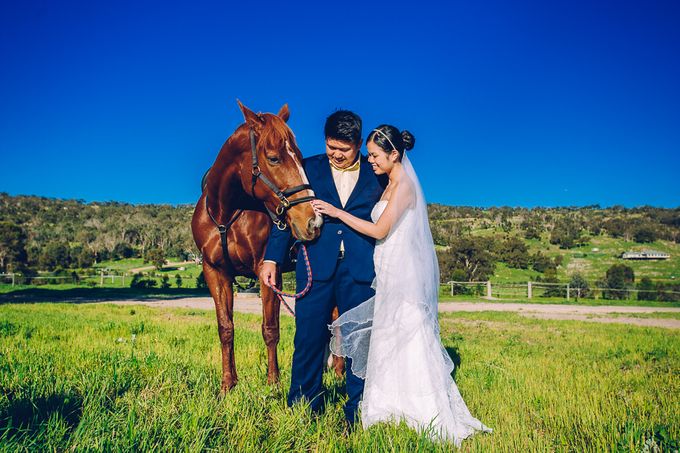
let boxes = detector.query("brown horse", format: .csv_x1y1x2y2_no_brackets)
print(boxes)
191,101,321,393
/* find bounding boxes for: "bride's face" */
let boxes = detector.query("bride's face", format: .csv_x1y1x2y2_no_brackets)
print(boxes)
367,141,398,175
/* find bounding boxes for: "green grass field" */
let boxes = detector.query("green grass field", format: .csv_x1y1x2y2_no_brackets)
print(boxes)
1,303,678,451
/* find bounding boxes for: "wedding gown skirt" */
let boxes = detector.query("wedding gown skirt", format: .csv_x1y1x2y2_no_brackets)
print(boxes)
330,201,491,446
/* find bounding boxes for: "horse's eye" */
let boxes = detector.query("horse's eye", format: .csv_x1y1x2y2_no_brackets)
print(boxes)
267,156,280,165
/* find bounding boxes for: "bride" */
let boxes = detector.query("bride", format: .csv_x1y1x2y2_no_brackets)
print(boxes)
310,125,491,446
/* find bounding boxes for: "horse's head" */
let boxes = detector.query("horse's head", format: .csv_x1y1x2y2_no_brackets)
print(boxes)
237,101,322,241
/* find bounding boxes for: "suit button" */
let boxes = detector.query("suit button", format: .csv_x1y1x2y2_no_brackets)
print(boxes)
337,230,343,235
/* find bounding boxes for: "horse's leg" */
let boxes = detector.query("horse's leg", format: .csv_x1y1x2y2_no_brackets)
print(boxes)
203,263,237,392
330,306,345,377
260,272,281,385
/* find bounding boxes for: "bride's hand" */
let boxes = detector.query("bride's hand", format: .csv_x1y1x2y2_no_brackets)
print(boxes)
311,200,340,218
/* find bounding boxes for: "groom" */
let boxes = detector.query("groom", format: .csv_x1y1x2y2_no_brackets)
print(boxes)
260,110,387,425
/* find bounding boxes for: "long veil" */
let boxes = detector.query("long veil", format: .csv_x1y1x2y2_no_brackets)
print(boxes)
329,153,492,444
328,152,450,378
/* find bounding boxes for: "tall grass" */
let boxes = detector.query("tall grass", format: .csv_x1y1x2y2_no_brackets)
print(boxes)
1,304,678,451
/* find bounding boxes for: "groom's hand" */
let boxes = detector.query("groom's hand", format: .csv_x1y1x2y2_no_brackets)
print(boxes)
260,261,277,287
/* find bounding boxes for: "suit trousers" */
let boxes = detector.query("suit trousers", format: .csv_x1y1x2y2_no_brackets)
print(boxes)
287,256,375,423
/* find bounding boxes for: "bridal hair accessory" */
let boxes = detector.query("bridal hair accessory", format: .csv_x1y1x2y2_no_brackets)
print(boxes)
372,128,398,153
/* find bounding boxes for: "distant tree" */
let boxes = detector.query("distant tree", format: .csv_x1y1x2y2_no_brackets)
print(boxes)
603,218,628,239
531,252,556,273
586,221,602,236
0,221,28,272
175,273,183,288
603,264,635,300
447,269,472,294
549,220,584,249
39,241,70,270
520,219,542,240
430,220,469,247
637,277,656,301
75,247,95,268
145,248,166,270
633,226,657,243
538,268,564,297
160,275,170,289
497,236,530,269
439,236,496,282
523,227,541,240
113,242,135,259
569,273,590,300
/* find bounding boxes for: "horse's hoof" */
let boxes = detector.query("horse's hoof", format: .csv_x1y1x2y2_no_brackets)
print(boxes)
220,381,237,395
267,374,280,386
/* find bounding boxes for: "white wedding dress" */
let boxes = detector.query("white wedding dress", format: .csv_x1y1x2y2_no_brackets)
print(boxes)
329,155,491,446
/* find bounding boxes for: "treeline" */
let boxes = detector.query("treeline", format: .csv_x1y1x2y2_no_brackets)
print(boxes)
1,193,679,278
0,193,196,274
429,204,680,248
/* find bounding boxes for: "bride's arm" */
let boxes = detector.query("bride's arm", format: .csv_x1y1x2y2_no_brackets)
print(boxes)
311,182,414,240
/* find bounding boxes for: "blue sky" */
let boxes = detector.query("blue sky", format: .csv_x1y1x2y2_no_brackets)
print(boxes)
1,0,678,207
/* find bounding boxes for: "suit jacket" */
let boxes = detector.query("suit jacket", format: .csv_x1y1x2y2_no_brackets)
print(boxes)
264,153,387,285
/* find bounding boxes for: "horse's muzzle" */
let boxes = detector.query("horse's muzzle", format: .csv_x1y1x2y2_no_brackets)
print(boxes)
306,216,322,239
290,216,321,242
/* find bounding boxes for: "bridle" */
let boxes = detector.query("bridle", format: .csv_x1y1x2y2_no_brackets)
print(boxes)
205,126,316,268
247,129,316,230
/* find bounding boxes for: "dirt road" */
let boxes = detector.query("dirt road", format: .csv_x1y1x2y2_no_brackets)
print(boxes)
97,297,680,329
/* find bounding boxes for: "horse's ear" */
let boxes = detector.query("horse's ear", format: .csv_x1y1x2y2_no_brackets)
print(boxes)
237,99,264,130
277,104,290,122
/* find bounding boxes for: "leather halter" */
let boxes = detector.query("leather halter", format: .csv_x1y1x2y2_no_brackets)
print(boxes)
247,129,316,230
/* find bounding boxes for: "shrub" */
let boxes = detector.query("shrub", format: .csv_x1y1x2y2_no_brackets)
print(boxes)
130,273,158,289
196,271,207,289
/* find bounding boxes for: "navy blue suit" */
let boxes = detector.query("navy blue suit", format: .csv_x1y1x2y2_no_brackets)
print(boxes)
264,153,387,423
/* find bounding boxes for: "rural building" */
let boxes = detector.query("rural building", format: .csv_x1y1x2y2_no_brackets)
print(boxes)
621,249,670,260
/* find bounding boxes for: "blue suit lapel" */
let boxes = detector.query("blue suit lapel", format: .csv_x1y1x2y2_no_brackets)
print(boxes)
344,154,373,209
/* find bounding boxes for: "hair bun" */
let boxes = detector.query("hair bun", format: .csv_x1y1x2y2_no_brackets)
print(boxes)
401,130,415,151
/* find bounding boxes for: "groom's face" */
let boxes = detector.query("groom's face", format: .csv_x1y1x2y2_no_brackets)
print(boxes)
325,138,361,169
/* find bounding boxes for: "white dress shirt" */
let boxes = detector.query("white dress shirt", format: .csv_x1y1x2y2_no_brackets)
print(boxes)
330,161,361,208
330,160,360,253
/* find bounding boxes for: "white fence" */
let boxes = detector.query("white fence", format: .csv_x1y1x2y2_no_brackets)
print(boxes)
3,272,678,301
444,281,680,301
1,271,135,287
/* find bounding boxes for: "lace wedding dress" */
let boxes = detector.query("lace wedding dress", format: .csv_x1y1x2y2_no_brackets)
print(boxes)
329,155,491,446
